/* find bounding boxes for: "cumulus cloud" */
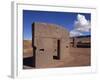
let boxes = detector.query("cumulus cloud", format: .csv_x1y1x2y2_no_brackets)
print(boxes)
70,30,83,37
74,14,91,32
70,14,91,37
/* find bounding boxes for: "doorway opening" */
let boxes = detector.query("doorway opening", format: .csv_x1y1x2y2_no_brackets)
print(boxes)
23,23,36,68
53,39,60,60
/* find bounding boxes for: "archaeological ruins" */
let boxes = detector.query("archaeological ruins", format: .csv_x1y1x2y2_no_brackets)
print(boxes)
31,22,71,68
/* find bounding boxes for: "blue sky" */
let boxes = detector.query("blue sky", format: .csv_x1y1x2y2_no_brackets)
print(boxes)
23,10,91,40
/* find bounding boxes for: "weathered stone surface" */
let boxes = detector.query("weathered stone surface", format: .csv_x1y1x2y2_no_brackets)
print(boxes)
32,22,72,68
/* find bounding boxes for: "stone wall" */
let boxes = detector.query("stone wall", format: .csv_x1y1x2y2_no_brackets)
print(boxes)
32,22,70,68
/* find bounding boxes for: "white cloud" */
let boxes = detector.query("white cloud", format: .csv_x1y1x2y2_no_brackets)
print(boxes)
70,14,91,37
70,30,83,37
74,14,91,32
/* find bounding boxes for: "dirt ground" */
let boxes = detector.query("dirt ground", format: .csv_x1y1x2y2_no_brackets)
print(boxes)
60,48,91,67
23,40,91,68
23,48,90,68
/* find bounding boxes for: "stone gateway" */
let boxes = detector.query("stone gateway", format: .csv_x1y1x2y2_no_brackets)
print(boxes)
32,22,71,68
